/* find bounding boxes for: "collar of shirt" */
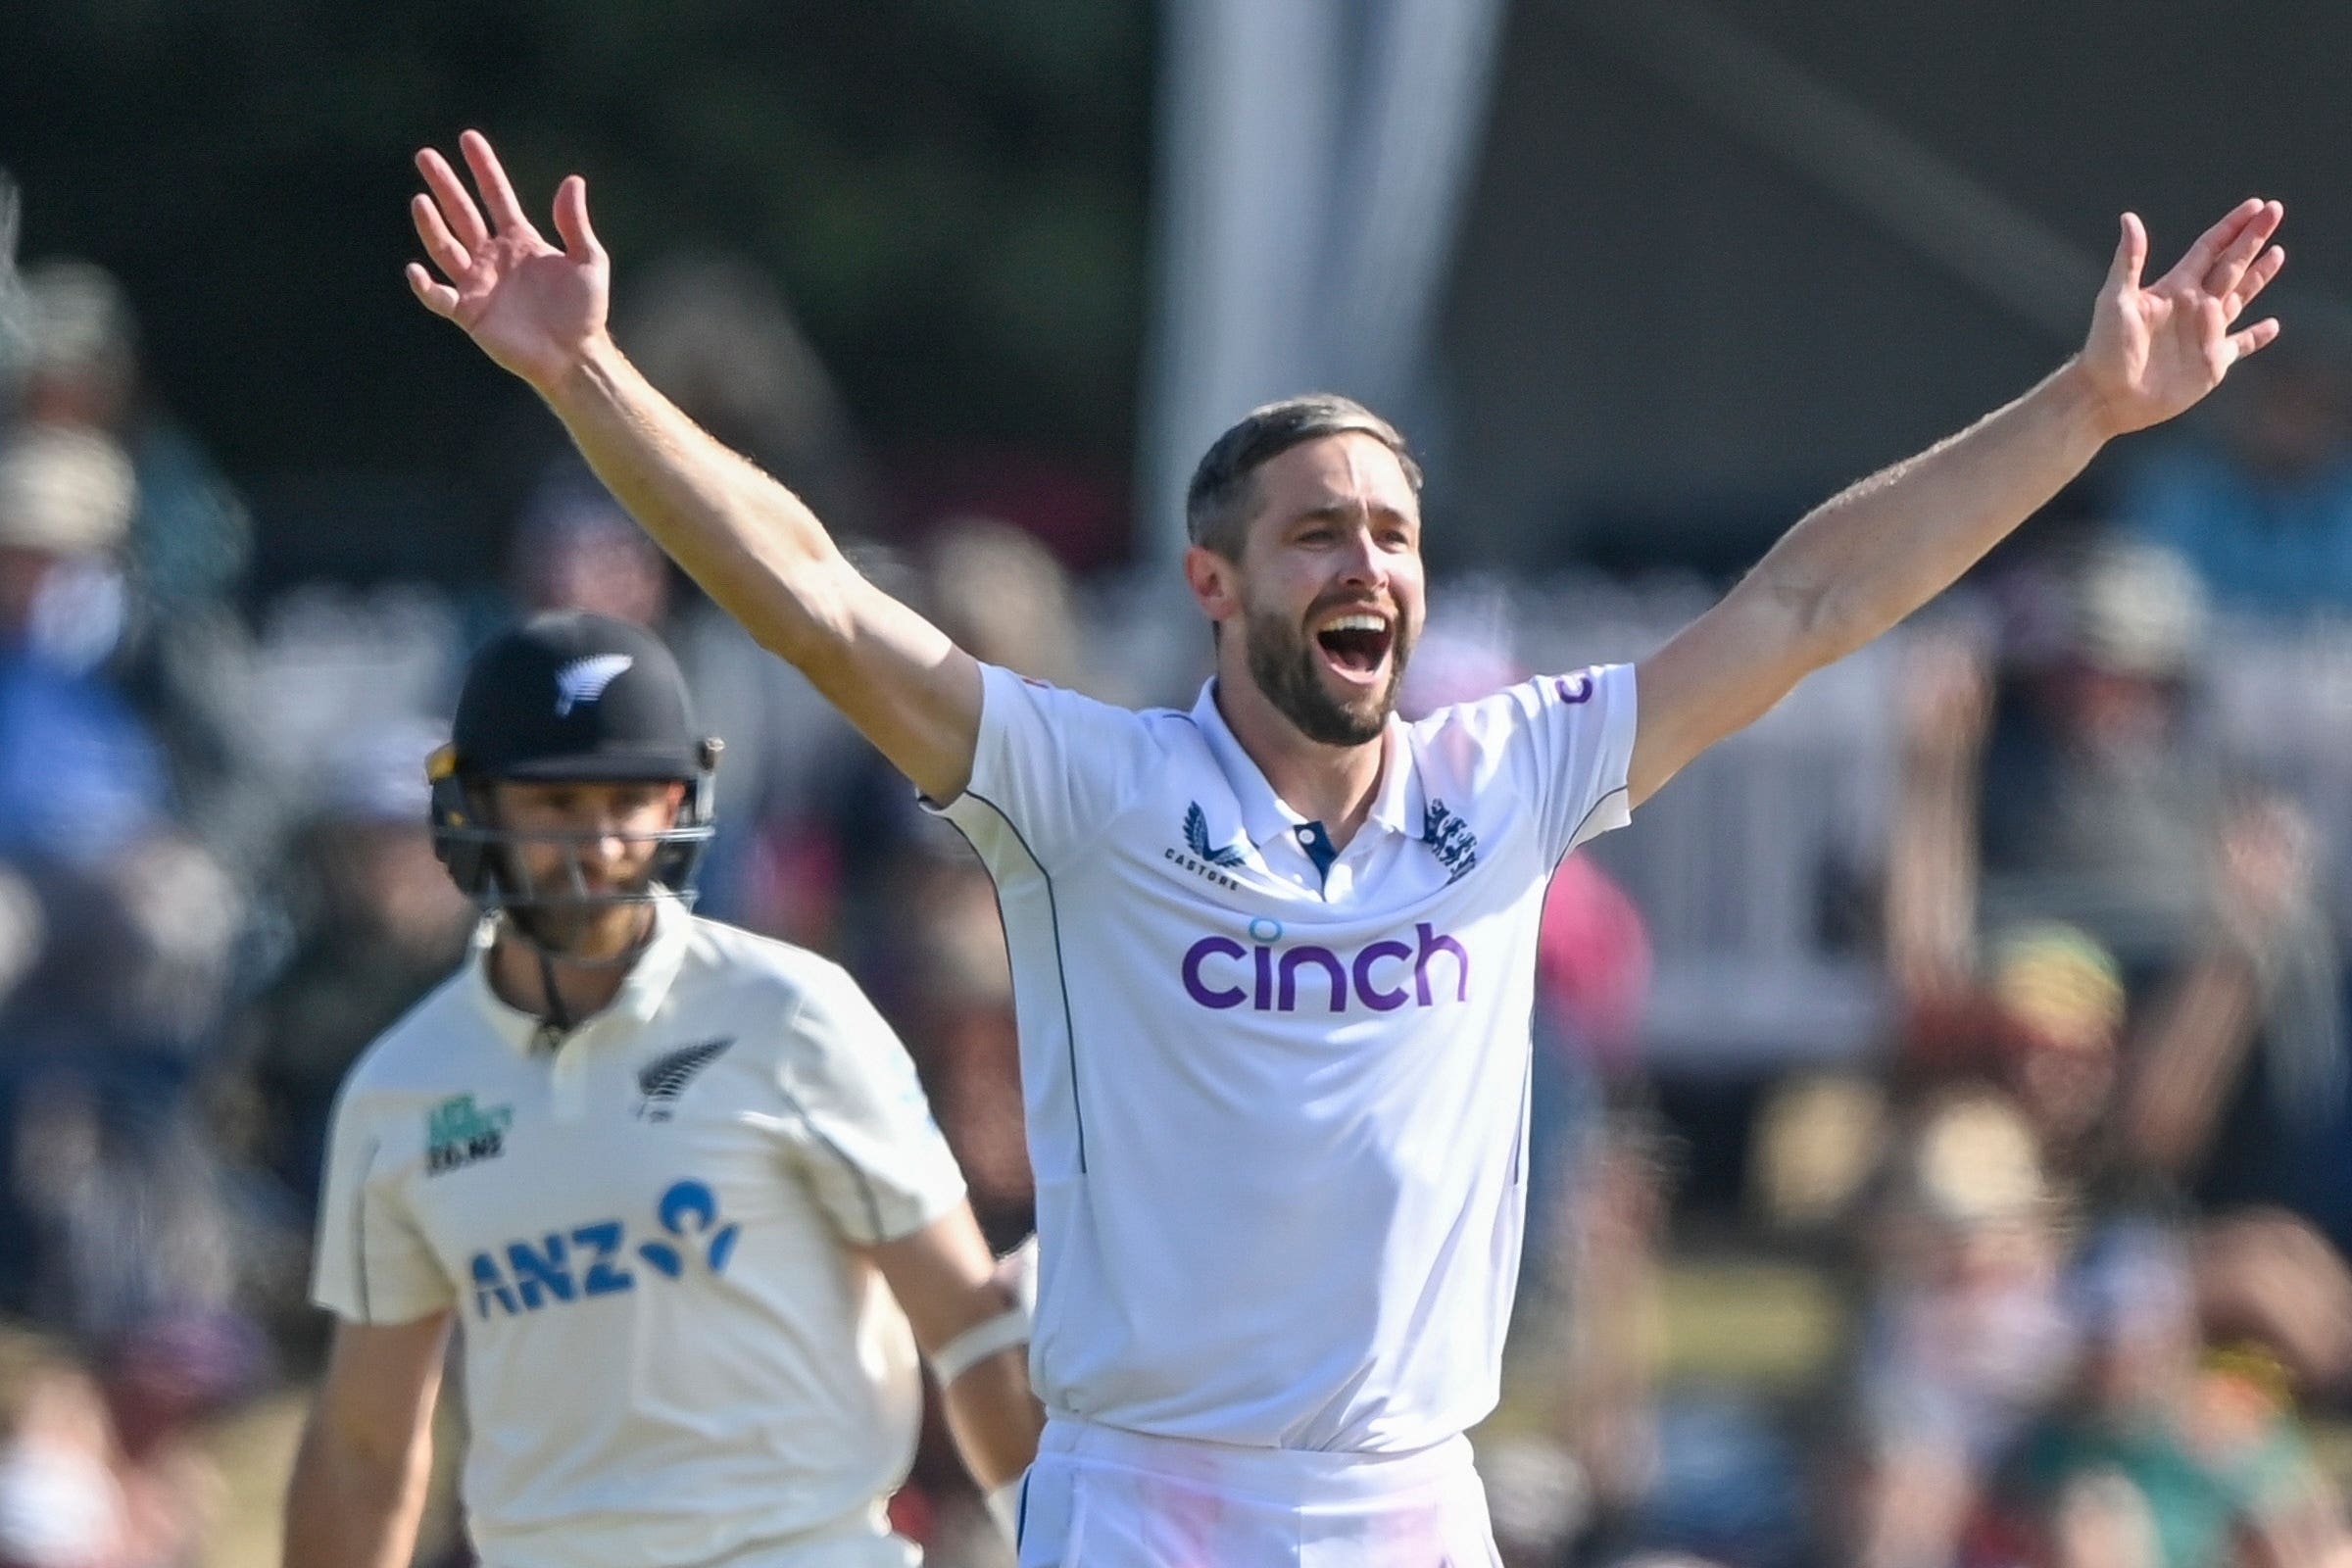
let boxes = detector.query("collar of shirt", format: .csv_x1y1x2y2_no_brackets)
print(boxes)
463,895,691,1052
1188,678,1423,854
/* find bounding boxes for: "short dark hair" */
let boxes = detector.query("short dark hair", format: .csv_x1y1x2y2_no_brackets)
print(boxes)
1184,393,1422,560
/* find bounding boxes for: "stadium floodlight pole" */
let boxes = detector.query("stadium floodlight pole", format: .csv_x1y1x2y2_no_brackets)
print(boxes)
404,126,2282,1562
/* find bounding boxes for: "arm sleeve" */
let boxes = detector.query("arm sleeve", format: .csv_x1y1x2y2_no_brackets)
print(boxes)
926,662,1159,872
774,963,969,1248
310,1084,455,1325
1511,663,1640,865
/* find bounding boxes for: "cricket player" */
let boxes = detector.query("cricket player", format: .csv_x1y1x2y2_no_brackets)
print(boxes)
283,612,1041,1568
401,129,2282,1565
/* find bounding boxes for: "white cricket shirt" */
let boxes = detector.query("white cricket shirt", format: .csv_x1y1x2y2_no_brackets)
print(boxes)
312,900,966,1568
932,662,1637,1453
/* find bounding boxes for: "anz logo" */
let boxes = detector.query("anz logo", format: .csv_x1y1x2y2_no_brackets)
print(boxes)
467,1179,741,1320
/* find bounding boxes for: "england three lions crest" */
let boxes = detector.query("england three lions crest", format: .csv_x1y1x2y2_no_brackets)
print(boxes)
1421,798,1478,883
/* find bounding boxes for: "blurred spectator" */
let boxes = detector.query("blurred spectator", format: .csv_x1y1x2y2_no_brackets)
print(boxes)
13,261,249,613
2120,796,2352,1258
1975,539,2219,976
0,426,169,866
2193,1209,2352,1411
508,469,673,629
1875,628,2143,1197
92,1316,254,1568
8,262,277,879
0,1320,246,1568
2118,350,2352,617
1886,597,2348,1238
230,718,472,1227
622,253,876,537
1986,1222,2348,1568
926,515,1092,694
1838,1093,2076,1568
0,1330,124,1568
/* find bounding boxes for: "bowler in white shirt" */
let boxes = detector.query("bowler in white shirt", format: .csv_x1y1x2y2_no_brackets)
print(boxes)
401,129,2283,1565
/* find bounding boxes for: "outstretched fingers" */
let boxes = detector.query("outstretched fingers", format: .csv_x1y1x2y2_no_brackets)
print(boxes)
415,147,488,253
2177,197,2264,276
2107,212,2148,294
2230,317,2282,361
2202,199,2283,297
411,193,472,281
551,174,604,264
405,262,460,319
2230,245,2287,318
2162,198,2264,293
460,129,535,238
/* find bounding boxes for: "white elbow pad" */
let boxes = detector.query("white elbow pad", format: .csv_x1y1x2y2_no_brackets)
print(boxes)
929,1304,1030,1388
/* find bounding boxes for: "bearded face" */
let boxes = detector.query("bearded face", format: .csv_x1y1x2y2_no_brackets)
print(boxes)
1189,429,1429,749
1240,582,1417,745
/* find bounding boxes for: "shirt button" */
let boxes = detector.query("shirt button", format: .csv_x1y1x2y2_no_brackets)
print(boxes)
1296,826,1314,841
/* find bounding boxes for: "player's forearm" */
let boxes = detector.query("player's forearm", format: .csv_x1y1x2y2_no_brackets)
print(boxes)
539,335,856,667
282,1420,433,1568
1747,359,2114,668
940,1346,1044,1490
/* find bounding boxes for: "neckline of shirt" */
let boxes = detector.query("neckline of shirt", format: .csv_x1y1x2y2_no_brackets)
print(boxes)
1188,678,1423,853
463,896,692,1053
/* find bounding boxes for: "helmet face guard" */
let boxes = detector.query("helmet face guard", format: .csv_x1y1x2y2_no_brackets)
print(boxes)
427,740,720,917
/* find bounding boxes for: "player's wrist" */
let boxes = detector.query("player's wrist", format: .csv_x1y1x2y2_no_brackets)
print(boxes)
2047,353,2132,446
533,330,628,410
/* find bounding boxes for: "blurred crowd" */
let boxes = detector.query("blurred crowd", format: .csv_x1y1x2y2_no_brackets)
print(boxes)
4,246,2352,1568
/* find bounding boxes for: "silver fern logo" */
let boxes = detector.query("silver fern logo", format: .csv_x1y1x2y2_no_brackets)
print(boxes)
635,1037,735,1121
554,654,634,715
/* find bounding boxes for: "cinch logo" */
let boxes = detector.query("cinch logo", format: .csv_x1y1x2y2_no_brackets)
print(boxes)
1180,919,1470,1012
466,1178,740,1319
425,1094,514,1176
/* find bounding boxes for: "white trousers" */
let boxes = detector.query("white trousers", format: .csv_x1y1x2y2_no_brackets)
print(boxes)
1013,1418,1501,1568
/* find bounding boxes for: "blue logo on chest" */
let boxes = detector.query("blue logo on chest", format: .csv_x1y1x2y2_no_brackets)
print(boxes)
466,1179,741,1319
1165,802,1250,892
1421,799,1479,883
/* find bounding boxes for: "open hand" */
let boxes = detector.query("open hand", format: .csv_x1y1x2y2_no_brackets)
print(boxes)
2078,199,2283,437
406,130,609,393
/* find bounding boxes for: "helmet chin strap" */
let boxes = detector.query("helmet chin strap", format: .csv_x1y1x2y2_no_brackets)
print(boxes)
498,901,660,1040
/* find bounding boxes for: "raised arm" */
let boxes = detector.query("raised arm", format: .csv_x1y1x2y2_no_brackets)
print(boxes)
405,130,981,802
1631,199,2284,807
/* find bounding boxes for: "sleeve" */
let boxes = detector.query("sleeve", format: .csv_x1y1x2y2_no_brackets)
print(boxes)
925,662,1159,873
1514,662,1640,866
310,1081,456,1325
775,963,968,1248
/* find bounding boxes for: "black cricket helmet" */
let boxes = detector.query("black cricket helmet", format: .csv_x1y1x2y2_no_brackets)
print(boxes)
428,612,720,911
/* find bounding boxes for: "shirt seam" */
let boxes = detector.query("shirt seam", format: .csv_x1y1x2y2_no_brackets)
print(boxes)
355,1135,382,1322
773,986,894,1244
973,665,1153,868
940,788,1089,1175
774,1086,890,1245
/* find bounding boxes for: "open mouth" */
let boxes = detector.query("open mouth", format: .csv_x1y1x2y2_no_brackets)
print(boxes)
1314,611,1394,681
